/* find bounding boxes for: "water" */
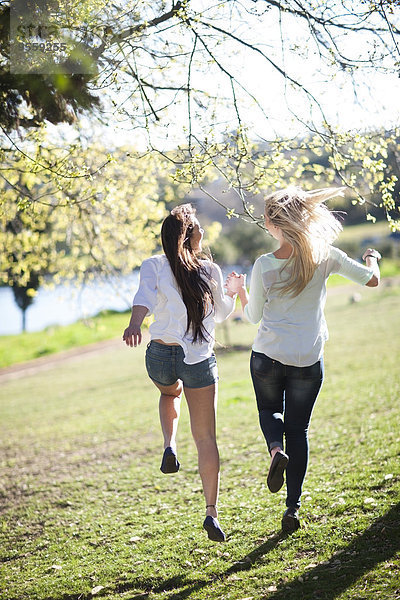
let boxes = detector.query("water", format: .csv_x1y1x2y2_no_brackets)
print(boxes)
0,273,139,336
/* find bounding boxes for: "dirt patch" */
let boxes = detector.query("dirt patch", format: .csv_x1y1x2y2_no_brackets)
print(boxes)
0,333,150,382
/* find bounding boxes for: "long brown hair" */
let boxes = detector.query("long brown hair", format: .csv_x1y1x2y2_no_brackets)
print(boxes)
161,203,214,343
264,186,344,296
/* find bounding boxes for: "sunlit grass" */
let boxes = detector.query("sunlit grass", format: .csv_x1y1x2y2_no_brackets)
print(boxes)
0,284,399,600
337,220,390,243
0,310,132,368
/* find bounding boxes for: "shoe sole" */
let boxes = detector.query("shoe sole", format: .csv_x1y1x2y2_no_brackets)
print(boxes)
160,453,180,474
282,514,300,533
203,521,226,542
267,453,289,493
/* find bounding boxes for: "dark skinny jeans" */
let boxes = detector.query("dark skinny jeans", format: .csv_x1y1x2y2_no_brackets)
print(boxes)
250,351,324,509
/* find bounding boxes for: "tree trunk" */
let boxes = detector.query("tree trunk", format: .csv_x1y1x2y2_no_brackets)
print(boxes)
22,308,26,333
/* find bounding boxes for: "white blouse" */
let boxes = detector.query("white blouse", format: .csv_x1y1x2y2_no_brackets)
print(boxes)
245,246,375,367
132,255,235,364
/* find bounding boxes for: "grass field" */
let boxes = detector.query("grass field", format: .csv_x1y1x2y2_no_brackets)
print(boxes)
0,283,399,600
0,309,130,369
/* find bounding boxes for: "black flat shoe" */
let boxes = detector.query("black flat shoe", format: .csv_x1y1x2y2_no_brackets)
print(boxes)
282,507,300,533
203,515,226,542
160,447,180,474
267,451,289,493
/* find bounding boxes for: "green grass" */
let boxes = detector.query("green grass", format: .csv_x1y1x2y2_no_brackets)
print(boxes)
0,310,132,368
0,284,399,600
336,220,390,244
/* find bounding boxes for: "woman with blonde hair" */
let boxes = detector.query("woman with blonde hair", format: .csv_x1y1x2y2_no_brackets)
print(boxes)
226,186,381,533
123,204,237,542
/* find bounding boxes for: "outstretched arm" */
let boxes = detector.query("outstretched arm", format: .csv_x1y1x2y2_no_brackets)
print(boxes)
231,259,265,324
210,263,236,322
123,305,149,347
331,246,381,289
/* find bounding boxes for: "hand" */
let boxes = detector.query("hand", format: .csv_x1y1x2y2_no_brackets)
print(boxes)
123,324,142,347
225,271,246,296
362,248,382,261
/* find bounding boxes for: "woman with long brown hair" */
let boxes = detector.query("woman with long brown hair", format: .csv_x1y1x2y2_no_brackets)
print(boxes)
229,186,381,533
123,204,236,542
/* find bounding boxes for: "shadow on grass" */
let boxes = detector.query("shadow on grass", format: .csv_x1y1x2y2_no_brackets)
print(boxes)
263,502,400,600
34,503,399,600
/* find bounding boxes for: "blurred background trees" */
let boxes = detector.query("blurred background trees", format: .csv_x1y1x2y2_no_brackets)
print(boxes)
0,134,169,328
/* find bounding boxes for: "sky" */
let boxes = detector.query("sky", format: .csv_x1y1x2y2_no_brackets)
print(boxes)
78,0,400,152
31,1,400,155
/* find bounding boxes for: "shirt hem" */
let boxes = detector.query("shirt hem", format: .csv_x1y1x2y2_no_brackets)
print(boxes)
251,344,324,368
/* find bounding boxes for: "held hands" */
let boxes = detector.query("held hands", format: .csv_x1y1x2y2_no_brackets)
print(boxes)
225,271,246,297
122,324,142,347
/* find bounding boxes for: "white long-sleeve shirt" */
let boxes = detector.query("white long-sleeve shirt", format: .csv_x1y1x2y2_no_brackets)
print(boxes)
132,255,235,364
244,246,375,367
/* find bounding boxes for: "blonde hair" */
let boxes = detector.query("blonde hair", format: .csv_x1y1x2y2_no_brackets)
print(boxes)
264,186,345,296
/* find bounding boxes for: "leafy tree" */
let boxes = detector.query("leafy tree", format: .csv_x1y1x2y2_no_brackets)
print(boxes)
1,0,400,310
211,217,275,266
9,271,40,333
2,1,399,220
0,135,171,329
176,128,400,229
0,1,102,130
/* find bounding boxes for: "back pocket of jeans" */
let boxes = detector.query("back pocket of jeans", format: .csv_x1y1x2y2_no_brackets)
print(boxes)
251,352,275,376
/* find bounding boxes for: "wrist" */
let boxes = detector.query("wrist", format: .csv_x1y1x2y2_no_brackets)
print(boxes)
364,250,381,261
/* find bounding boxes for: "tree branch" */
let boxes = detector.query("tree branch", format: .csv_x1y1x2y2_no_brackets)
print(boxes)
91,1,185,60
196,18,331,127
258,0,400,35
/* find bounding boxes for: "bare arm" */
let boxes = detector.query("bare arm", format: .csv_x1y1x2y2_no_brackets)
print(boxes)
362,248,381,288
210,263,236,322
122,305,149,347
237,285,249,309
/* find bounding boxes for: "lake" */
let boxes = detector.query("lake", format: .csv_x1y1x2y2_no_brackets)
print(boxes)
0,273,139,336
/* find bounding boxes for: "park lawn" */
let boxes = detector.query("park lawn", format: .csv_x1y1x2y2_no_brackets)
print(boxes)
0,284,399,600
0,309,133,369
335,220,389,244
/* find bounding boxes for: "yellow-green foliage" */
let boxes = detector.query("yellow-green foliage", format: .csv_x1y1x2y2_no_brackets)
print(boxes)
0,133,174,289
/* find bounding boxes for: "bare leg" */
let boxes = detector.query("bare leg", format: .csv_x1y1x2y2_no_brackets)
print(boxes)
184,384,220,518
152,380,183,451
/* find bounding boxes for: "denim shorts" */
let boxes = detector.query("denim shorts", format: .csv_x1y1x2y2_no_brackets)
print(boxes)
145,341,218,389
